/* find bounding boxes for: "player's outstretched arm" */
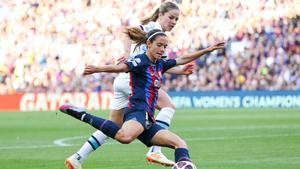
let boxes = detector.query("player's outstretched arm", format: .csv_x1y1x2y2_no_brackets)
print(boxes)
166,64,194,75
175,41,225,66
83,63,129,75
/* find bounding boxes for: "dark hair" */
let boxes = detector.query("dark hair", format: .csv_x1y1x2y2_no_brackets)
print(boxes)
141,1,179,25
146,29,167,42
125,28,167,51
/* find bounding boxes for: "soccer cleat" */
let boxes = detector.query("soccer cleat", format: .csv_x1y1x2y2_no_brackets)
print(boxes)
65,154,82,169
146,151,175,167
59,104,86,120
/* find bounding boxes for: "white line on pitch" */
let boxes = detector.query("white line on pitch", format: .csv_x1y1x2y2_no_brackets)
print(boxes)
0,133,299,150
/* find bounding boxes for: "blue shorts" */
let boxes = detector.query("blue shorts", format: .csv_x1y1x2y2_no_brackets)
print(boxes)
124,109,164,147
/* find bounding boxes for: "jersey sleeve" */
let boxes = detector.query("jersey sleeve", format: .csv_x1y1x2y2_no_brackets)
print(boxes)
162,59,177,73
125,56,147,72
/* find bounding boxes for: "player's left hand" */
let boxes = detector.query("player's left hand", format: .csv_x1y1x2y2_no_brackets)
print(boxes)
181,63,194,75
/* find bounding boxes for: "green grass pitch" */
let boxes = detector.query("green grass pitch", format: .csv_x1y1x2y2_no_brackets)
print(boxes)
0,108,299,169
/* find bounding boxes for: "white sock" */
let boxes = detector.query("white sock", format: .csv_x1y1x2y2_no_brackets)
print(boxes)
155,107,175,128
149,146,162,153
76,130,108,162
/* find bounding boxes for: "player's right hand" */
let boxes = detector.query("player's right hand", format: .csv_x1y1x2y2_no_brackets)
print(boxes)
83,65,98,75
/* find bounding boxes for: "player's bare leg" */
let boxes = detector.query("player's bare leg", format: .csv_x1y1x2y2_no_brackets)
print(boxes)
146,89,176,166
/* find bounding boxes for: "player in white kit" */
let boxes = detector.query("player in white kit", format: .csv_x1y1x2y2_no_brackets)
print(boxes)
63,1,192,169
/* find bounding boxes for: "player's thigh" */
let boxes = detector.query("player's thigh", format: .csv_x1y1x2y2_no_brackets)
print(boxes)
109,109,124,127
115,120,144,142
156,88,175,110
150,129,187,149
111,89,129,111
111,75,130,110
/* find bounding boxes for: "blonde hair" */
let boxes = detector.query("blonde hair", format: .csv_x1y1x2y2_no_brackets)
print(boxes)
141,1,179,25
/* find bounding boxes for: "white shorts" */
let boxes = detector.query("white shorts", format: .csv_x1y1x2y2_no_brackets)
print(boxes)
111,73,131,110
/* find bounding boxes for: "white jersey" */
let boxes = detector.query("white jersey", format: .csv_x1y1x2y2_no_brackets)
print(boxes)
128,21,166,59
111,21,166,110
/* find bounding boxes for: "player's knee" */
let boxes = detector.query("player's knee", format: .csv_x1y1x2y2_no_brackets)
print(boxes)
164,99,176,109
117,135,134,144
169,102,176,110
157,93,176,110
115,132,135,144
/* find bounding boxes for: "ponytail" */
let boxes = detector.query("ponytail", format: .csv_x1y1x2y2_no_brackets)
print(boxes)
141,8,159,25
125,27,147,51
124,28,167,52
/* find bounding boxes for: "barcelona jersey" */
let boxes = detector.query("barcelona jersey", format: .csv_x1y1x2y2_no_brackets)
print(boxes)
125,53,176,122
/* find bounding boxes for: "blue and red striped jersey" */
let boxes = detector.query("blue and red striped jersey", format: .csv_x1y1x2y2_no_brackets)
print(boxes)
125,53,176,122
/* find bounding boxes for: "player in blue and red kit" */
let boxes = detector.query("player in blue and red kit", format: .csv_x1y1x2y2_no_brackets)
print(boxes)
60,29,224,168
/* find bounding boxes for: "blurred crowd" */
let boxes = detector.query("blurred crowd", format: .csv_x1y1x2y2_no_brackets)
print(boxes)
0,0,299,94
165,16,300,91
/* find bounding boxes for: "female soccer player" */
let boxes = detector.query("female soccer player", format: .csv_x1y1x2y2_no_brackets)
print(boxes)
64,2,193,168
60,29,224,168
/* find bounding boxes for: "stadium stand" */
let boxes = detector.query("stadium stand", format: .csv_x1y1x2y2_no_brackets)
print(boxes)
0,0,299,94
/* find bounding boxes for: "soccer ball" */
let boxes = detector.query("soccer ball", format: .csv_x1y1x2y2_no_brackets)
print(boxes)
172,161,197,169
